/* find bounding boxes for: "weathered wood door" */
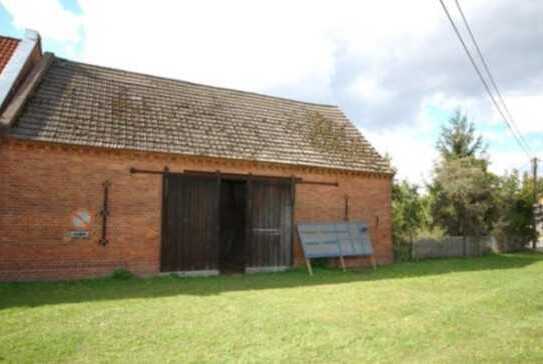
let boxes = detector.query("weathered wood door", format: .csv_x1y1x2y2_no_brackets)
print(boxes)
246,180,292,270
161,174,220,273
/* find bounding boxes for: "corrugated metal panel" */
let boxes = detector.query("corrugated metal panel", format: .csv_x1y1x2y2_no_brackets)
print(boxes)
297,221,373,258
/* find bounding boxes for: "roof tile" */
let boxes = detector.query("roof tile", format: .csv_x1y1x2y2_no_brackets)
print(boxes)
0,36,19,73
9,56,392,174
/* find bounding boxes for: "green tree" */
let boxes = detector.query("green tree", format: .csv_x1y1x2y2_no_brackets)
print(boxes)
429,109,539,253
431,157,499,241
392,179,427,260
494,170,539,250
430,110,498,250
436,109,486,161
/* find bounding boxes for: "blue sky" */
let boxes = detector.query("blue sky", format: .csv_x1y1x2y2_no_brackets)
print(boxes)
2,0,541,184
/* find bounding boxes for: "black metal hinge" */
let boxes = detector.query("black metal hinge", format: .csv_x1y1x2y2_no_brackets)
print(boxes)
99,180,111,246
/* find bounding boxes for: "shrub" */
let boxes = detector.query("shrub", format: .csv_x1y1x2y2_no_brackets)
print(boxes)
393,239,413,262
110,268,135,280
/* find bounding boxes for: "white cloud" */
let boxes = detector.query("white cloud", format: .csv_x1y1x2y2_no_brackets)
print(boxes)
493,95,543,134
488,149,532,176
73,0,448,93
2,0,82,43
365,104,439,185
349,77,394,104
367,126,438,185
77,0,341,93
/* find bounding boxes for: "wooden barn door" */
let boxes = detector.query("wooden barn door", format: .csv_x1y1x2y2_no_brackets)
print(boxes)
246,179,292,271
161,173,220,273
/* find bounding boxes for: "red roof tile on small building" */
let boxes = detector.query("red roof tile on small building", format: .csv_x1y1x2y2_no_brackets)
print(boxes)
0,36,20,73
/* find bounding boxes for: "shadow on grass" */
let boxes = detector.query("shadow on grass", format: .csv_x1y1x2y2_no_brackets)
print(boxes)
1,252,542,310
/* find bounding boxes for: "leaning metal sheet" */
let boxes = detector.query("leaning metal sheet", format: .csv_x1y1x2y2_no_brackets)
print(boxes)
297,221,373,259
297,223,341,258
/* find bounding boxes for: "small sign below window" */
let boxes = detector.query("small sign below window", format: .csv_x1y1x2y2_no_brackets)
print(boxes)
67,230,90,239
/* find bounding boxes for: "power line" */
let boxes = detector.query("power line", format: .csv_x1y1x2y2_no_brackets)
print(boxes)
438,0,533,159
453,0,533,156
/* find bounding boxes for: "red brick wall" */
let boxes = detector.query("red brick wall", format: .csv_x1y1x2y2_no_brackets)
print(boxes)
0,139,392,281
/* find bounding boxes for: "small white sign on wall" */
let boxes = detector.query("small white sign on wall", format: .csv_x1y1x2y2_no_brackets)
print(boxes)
67,209,92,240
72,209,91,229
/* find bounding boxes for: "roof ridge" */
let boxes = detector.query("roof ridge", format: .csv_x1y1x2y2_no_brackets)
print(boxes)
54,56,340,109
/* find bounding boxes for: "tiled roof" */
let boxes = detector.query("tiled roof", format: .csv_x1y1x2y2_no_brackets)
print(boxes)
9,56,393,174
0,36,19,73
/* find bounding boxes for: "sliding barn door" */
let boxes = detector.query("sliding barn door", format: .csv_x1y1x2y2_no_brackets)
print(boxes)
246,180,292,271
161,174,220,273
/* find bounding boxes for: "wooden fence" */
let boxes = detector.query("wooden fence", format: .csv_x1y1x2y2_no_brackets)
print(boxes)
412,236,496,259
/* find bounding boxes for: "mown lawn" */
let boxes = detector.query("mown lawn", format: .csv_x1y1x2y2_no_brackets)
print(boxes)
1,253,543,363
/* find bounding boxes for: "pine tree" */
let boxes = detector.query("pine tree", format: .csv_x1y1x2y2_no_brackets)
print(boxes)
436,109,486,161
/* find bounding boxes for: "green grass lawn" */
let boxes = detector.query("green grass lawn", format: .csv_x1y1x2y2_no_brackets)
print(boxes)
2,253,543,363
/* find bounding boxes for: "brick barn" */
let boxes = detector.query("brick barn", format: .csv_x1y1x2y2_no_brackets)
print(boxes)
0,31,394,281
